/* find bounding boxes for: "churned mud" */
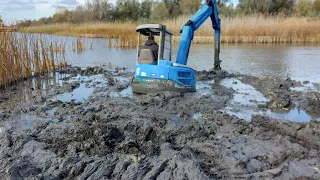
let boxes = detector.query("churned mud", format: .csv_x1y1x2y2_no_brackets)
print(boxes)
0,66,319,179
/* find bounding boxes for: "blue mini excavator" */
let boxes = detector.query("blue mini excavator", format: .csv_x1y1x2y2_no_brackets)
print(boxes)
132,0,221,94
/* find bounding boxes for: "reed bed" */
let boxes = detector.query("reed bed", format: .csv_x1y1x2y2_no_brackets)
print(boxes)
72,38,85,53
0,27,17,32
20,15,320,46
0,32,67,87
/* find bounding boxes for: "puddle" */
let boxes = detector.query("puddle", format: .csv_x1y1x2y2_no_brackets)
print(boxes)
119,86,133,97
222,106,260,121
109,86,133,98
169,114,188,126
263,108,318,122
194,81,214,97
46,108,57,116
69,74,105,83
193,112,203,119
3,107,83,132
55,84,94,103
169,112,203,126
108,77,134,98
219,78,269,121
4,113,58,132
219,78,320,122
291,83,319,92
51,74,111,103
221,78,269,105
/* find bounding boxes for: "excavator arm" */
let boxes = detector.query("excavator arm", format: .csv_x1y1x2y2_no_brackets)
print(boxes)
176,0,221,70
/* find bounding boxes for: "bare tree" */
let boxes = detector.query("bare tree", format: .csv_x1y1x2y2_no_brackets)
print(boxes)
180,0,201,15
91,0,113,21
53,6,72,23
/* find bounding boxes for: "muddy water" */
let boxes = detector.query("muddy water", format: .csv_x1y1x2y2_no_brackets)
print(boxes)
187,44,320,83
2,35,320,131
2,71,319,133
26,33,320,83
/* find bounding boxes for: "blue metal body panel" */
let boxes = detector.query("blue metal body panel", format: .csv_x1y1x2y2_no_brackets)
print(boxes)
169,66,196,87
134,60,196,87
135,60,170,80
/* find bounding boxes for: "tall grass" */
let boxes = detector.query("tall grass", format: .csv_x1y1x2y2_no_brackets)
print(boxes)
0,32,67,87
20,15,320,46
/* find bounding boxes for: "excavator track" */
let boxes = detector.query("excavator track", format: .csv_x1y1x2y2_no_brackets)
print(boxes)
131,77,196,94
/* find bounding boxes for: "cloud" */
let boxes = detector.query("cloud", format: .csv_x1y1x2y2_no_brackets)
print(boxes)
35,1,50,3
2,0,36,11
51,0,79,9
56,0,79,5
51,4,74,9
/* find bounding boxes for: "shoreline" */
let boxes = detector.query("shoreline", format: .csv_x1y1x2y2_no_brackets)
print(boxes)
16,31,320,45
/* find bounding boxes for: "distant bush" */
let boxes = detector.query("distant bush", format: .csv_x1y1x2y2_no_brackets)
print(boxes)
180,0,201,15
152,2,170,21
313,0,320,12
237,0,294,15
294,0,313,16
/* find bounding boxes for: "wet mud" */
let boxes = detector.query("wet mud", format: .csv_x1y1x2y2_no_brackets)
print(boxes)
240,75,320,115
0,66,319,179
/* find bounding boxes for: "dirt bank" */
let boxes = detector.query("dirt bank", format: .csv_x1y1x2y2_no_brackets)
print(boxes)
0,67,319,179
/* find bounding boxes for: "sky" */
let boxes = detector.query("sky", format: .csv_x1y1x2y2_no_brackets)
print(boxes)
0,0,86,24
0,0,239,25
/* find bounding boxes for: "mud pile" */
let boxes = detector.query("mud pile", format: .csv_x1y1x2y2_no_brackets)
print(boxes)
0,67,319,179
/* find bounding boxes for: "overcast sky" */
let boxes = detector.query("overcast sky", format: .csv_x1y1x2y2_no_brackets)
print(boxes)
0,0,87,24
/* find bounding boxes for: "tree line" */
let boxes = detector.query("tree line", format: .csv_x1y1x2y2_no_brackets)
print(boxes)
16,0,320,27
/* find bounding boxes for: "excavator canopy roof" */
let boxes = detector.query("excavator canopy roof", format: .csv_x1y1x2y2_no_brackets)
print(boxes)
136,24,173,36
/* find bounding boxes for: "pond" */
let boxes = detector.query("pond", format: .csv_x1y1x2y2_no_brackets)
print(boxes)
46,34,320,83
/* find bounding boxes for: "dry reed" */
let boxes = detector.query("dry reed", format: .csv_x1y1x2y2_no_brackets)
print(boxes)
72,38,85,52
20,15,320,46
0,32,67,87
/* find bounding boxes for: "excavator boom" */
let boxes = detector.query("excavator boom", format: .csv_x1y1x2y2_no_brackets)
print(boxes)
176,0,221,69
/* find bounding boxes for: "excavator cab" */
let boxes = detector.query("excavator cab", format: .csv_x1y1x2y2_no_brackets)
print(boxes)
136,24,172,65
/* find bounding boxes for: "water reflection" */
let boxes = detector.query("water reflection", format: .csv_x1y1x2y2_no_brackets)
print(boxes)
219,78,320,122
4,113,58,132
183,43,320,83
265,108,313,122
56,83,95,103
0,72,68,110
19,33,320,83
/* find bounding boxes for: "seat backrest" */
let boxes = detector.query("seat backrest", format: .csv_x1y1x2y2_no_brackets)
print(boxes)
138,48,155,64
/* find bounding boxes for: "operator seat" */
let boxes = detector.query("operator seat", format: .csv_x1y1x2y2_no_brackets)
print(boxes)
138,49,155,64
